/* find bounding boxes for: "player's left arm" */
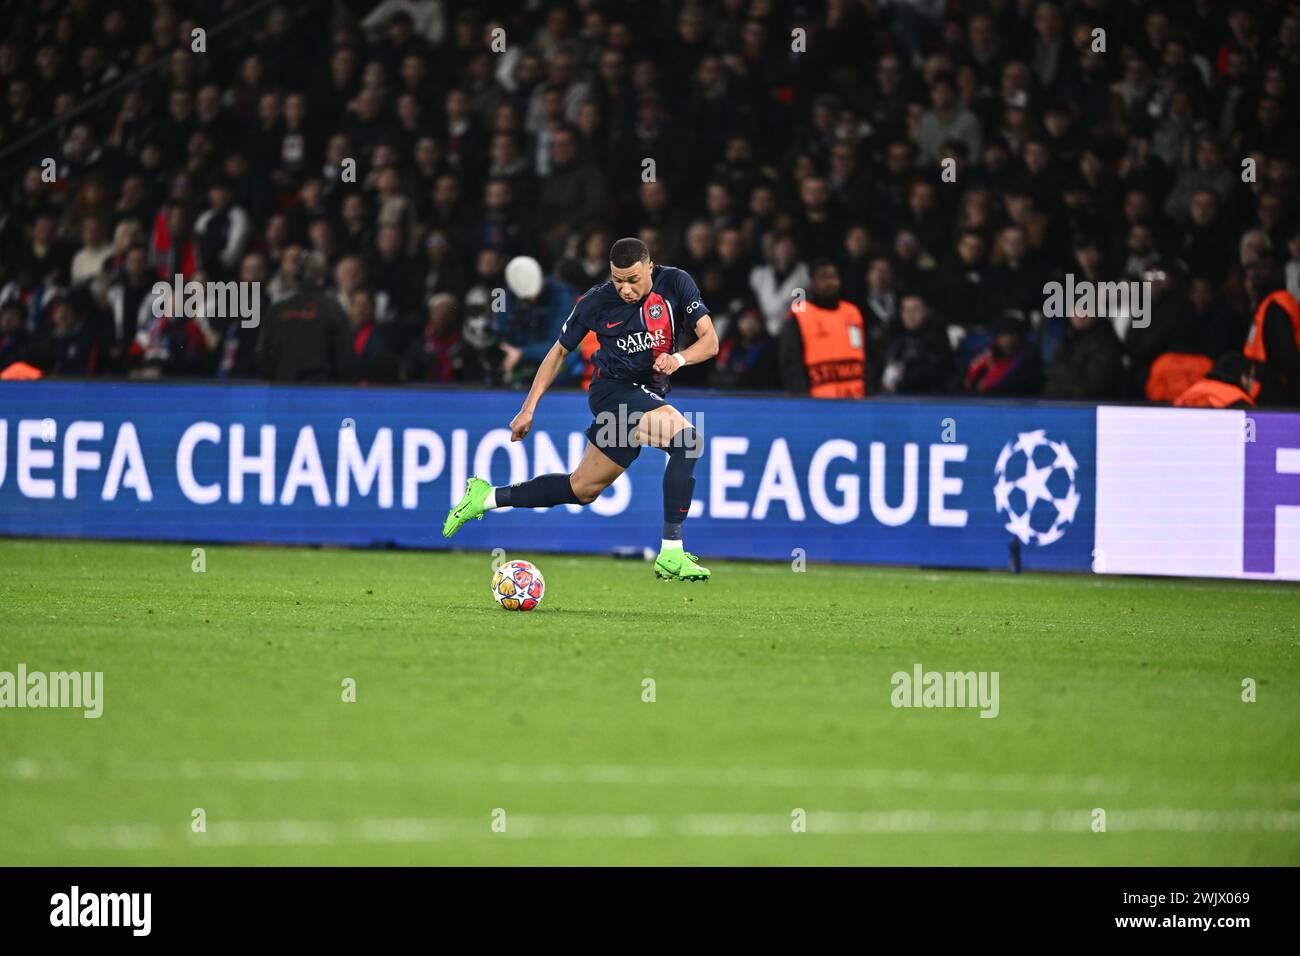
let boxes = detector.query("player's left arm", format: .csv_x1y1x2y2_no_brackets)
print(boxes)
653,272,720,375
654,315,719,375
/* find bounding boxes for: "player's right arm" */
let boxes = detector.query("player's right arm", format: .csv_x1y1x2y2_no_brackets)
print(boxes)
509,340,570,441
510,289,595,441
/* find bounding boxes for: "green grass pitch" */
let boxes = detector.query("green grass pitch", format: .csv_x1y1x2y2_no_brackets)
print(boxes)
1,537,1296,866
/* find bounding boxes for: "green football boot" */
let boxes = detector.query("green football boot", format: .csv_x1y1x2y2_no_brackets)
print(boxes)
443,477,492,538
654,547,711,581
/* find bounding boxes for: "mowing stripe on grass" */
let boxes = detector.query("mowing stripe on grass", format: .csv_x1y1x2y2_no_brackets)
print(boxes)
10,758,1299,799
59,809,1300,850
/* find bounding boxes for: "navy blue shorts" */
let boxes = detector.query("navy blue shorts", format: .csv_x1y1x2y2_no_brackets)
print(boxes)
585,378,668,469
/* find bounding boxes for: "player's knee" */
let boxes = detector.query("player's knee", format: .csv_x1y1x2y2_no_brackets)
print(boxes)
668,420,700,458
643,408,688,448
569,475,604,505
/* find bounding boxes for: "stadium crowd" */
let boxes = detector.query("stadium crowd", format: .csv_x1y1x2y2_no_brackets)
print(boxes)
1,0,1299,407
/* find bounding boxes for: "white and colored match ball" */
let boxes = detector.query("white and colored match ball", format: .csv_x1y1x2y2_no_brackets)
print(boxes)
492,559,545,611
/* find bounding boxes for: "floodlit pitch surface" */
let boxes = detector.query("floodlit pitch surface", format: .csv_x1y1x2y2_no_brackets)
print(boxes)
1,538,1296,865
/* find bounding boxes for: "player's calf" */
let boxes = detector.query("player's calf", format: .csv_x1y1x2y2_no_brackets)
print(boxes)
490,473,582,509
444,473,583,538
652,414,706,578
443,442,625,538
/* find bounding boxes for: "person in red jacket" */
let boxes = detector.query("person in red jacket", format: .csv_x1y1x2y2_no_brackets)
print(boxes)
963,316,1043,397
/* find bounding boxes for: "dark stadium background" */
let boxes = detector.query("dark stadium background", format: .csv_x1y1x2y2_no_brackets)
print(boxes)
1,0,1297,407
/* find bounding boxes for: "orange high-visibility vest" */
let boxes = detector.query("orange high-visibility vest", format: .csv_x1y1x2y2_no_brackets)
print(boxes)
794,300,866,398
1146,352,1212,401
0,361,42,380
1244,290,1300,364
1173,377,1254,408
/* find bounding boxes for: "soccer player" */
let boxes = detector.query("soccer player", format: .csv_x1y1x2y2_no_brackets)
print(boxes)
442,238,719,581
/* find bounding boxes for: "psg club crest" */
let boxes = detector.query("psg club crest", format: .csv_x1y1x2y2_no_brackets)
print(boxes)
647,304,663,319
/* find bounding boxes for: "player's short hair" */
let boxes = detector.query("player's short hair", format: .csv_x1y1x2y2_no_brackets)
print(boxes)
609,237,649,269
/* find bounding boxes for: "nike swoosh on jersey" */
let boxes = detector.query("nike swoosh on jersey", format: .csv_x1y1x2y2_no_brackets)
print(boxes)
605,321,625,328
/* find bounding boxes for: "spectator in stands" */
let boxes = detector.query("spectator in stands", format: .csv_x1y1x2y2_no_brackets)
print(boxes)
404,292,477,384
918,73,981,166
878,294,952,395
1177,189,1233,285
1044,305,1128,400
0,0,1292,407
556,226,612,292
1127,261,1194,384
366,224,419,334
458,285,509,387
471,176,529,261
194,178,252,279
70,216,113,286
257,252,355,383
499,255,582,385
22,214,71,285
0,301,31,372
1172,275,1247,362
631,179,686,263
106,219,147,274
1164,137,1237,224
101,245,155,375
937,231,991,329
792,177,841,262
986,224,1041,324
680,220,716,280
40,294,98,376
711,305,778,391
535,126,606,253
215,252,267,380
150,204,201,279
963,317,1042,397
348,290,393,381
330,256,365,321
712,226,753,309
750,234,809,336
127,281,207,378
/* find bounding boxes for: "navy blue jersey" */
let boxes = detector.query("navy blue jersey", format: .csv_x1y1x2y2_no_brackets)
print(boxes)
557,265,709,394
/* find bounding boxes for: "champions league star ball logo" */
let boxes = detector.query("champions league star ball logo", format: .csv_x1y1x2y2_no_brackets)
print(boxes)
993,430,1081,547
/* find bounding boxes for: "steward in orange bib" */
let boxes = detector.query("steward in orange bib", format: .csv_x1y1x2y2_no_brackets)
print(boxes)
778,260,867,398
1173,352,1256,409
1242,266,1300,405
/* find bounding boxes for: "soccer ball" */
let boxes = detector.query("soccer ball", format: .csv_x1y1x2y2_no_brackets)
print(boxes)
492,559,545,611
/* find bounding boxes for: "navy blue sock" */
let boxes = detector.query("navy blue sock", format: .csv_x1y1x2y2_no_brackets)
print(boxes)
495,473,580,508
662,427,700,539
